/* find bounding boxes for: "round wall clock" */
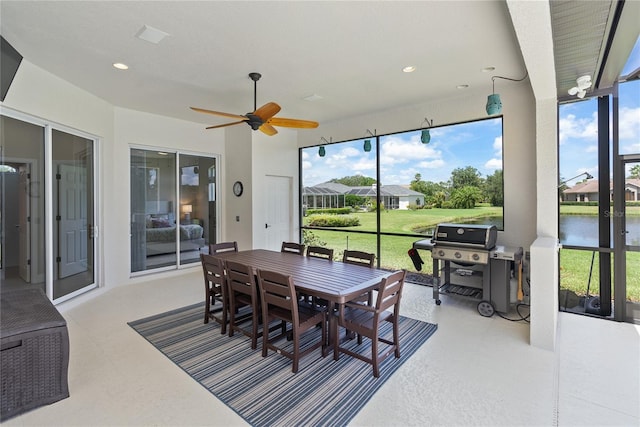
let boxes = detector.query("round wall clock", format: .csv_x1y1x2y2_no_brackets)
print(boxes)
233,181,244,197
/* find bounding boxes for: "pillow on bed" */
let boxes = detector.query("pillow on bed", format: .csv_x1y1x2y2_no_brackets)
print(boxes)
151,218,172,228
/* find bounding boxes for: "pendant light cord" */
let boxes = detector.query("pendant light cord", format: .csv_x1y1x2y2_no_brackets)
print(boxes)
492,71,529,93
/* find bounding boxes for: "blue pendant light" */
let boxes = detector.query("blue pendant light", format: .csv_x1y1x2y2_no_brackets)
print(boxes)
318,136,331,157
485,72,529,116
363,129,376,153
420,118,433,144
486,93,502,116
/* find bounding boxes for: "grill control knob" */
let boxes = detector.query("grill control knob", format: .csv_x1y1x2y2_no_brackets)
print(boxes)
454,252,461,259
472,253,480,261
438,250,445,257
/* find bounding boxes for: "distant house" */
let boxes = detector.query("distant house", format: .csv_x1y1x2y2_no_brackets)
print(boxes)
302,182,425,210
562,179,640,202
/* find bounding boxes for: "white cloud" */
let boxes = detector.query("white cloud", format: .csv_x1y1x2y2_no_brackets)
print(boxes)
380,134,442,166
585,145,598,153
559,112,598,144
493,136,502,155
418,159,446,169
619,106,640,140
484,158,502,169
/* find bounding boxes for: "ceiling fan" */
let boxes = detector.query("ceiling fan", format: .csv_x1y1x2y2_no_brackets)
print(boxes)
190,72,319,136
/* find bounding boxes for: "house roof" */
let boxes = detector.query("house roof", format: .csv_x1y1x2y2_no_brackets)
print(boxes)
563,179,640,194
305,183,424,198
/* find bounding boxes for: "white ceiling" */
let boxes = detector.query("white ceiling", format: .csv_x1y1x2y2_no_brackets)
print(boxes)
1,1,637,129
0,1,526,128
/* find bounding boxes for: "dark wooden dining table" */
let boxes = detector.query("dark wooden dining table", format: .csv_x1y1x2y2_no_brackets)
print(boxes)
212,249,392,306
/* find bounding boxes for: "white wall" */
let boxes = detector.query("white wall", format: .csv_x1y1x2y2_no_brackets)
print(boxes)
251,127,299,249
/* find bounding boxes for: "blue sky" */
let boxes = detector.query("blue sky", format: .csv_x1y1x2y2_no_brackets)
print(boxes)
303,38,640,187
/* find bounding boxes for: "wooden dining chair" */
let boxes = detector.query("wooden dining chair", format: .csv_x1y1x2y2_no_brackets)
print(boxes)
332,269,407,378
281,241,306,256
256,268,327,373
342,250,376,305
225,259,262,349
306,245,334,260
200,253,228,333
209,241,238,255
305,246,335,307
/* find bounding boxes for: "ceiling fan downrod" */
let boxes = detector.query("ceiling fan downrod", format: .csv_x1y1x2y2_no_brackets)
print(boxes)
249,72,261,112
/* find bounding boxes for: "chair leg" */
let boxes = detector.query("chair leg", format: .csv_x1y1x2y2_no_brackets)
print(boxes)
292,331,299,373
204,297,210,324
372,333,380,378
220,298,227,335
251,309,259,350
393,316,400,358
228,298,235,337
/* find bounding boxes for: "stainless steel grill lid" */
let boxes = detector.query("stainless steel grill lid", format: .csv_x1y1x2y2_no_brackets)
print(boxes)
432,223,497,250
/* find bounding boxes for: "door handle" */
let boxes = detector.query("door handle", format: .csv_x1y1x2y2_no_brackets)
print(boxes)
265,223,271,229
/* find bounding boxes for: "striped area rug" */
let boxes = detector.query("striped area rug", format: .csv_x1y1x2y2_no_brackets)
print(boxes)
128,303,437,427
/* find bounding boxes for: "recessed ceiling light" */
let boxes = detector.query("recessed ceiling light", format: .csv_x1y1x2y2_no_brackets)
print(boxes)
457,84,469,89
113,62,129,70
303,94,323,102
402,66,416,73
135,24,170,44
482,66,496,72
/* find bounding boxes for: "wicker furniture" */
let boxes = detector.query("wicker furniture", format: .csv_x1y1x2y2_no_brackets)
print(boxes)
1,288,69,421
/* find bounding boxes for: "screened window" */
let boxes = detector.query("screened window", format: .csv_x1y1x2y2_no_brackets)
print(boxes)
300,117,504,272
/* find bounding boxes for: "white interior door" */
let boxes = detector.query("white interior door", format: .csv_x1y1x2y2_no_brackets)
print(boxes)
58,164,88,278
264,175,292,250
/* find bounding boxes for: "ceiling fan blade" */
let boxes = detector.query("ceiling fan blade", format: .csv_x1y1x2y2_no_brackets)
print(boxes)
253,102,281,121
205,120,246,130
259,123,278,136
191,107,248,121
267,117,319,129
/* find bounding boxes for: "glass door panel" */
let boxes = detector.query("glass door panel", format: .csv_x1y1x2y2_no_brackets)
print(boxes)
0,115,45,292
179,154,214,265
130,149,177,272
52,129,96,299
616,156,640,323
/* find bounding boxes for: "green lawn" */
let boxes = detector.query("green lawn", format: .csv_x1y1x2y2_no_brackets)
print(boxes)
303,206,640,303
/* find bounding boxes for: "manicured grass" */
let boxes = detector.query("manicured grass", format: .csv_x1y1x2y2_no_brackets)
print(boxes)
303,205,640,303
304,206,503,234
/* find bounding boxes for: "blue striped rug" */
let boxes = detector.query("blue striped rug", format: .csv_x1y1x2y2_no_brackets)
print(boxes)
128,303,437,427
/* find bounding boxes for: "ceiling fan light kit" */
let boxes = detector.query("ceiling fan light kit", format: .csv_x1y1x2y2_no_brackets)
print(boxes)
191,72,319,136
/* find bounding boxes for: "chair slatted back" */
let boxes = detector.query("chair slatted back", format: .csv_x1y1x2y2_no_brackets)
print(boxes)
375,270,406,314
307,246,334,260
281,241,306,256
201,253,225,291
256,269,299,323
342,250,375,268
225,260,257,300
209,241,238,255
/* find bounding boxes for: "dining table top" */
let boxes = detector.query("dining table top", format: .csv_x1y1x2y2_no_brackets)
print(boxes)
212,249,393,304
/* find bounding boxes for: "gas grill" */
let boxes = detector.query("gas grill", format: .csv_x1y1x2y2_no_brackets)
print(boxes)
431,223,497,264
413,223,522,317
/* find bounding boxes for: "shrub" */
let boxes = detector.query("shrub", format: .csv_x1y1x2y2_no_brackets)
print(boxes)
307,214,360,227
306,207,352,215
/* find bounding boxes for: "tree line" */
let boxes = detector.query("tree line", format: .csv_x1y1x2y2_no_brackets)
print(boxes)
329,166,503,209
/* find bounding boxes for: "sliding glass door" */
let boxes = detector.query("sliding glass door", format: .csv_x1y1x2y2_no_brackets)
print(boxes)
130,148,217,274
1,113,98,302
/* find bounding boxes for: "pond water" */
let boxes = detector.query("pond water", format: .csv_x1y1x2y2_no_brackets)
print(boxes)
560,215,640,247
415,215,640,247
